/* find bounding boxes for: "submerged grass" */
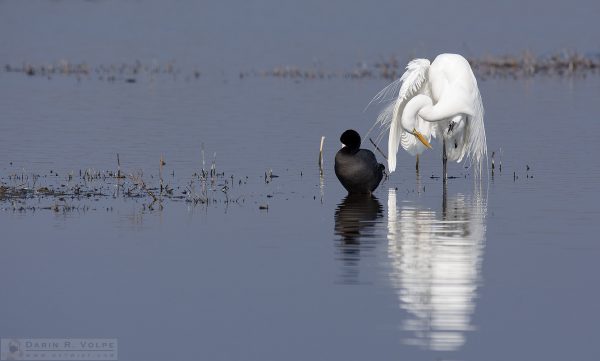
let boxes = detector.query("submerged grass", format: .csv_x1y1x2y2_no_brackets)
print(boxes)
0,152,274,213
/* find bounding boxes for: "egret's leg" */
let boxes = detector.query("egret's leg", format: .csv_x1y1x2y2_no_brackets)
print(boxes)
416,154,419,173
442,176,448,217
442,138,448,182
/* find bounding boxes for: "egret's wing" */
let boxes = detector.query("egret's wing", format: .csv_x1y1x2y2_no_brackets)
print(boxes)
386,58,431,172
433,73,487,177
397,58,431,102
367,58,431,135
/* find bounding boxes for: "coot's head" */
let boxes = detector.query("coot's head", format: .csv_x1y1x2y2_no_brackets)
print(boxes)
340,129,361,149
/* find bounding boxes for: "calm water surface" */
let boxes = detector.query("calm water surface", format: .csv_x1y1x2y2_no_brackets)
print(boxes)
1,1,600,360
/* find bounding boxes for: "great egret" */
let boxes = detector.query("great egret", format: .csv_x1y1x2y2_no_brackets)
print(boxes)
335,129,385,194
371,53,487,179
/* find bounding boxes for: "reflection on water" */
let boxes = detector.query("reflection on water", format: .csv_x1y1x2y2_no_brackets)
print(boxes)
387,187,487,351
334,194,383,284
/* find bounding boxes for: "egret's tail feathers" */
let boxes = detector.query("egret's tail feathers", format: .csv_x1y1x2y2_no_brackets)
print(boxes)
365,76,404,111
466,87,488,178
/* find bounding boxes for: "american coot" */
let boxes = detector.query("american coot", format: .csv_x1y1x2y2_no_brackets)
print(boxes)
334,129,385,194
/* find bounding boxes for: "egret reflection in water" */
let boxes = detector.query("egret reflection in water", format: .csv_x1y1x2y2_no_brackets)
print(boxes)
334,194,383,284
387,186,487,351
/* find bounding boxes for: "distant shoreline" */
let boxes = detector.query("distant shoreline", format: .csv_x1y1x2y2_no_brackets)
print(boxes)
2,51,599,83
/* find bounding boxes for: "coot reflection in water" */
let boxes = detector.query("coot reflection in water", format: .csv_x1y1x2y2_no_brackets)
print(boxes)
387,187,487,352
334,194,383,284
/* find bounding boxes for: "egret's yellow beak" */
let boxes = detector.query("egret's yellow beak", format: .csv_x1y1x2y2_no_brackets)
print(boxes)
412,129,432,149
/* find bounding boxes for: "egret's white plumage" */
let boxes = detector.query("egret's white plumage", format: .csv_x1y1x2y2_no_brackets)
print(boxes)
372,54,487,176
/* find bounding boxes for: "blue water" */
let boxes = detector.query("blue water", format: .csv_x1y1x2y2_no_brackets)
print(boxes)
1,1,600,360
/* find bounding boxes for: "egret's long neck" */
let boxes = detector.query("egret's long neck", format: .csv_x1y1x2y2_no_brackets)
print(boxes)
401,95,433,131
417,93,471,122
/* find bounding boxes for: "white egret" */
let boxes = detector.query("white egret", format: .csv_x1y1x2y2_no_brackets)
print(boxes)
371,53,487,179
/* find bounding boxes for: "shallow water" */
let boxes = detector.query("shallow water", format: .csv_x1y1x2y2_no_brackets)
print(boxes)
2,1,600,361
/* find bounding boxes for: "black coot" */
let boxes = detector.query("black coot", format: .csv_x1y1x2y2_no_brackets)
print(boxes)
334,129,385,194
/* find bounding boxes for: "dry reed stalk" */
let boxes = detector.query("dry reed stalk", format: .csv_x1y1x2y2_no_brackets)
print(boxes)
318,136,325,175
